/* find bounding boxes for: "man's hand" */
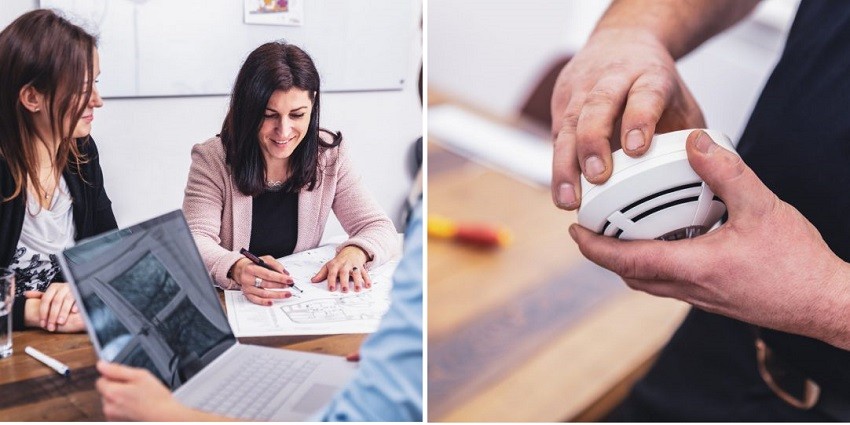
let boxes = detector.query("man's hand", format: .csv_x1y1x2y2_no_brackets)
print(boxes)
570,130,850,349
551,28,705,210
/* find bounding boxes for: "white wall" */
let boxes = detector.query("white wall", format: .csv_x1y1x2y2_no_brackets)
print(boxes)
2,0,422,236
429,0,798,143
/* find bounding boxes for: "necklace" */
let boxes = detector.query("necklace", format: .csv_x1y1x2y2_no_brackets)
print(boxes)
30,174,56,200
266,180,285,191
42,174,57,199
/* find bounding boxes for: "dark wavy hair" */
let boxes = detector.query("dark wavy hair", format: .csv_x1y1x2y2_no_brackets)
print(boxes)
221,42,341,197
0,9,96,201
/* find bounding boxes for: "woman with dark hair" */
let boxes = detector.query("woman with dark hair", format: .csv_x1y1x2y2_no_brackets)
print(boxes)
183,42,398,305
0,10,117,332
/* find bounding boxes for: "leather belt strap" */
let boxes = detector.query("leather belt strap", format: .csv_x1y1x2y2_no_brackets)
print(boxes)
753,326,850,420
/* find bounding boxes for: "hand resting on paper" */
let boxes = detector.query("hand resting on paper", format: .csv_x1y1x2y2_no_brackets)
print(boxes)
311,245,372,293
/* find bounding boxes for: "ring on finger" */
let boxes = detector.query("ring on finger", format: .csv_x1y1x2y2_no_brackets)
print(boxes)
254,277,263,288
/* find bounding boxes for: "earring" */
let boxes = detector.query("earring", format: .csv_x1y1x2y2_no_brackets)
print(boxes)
34,108,40,112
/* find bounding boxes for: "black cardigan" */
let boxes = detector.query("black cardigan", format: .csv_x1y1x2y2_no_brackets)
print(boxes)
1,137,117,330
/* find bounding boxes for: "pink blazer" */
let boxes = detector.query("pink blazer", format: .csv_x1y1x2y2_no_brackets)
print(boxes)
182,135,400,289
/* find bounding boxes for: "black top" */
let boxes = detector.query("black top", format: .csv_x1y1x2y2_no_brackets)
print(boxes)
736,0,850,399
0,137,117,331
249,189,298,259
609,1,850,420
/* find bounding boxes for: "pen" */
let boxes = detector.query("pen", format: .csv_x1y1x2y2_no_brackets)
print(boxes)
239,248,303,293
25,346,70,377
428,215,512,248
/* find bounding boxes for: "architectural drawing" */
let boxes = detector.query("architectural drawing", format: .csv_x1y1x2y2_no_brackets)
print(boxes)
225,242,401,337
280,292,390,323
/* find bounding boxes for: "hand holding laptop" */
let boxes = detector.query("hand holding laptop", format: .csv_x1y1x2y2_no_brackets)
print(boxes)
96,361,217,421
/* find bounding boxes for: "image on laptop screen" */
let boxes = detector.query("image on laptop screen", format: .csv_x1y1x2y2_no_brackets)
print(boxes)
61,210,236,389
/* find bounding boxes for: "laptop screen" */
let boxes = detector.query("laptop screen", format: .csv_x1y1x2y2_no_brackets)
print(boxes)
60,210,237,390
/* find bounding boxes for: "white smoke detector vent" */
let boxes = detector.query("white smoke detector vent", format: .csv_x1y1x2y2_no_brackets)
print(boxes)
577,129,737,241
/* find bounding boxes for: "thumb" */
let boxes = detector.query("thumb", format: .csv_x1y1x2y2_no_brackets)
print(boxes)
311,264,328,283
686,130,774,220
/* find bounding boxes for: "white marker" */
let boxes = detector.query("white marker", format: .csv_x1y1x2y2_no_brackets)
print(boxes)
25,346,70,377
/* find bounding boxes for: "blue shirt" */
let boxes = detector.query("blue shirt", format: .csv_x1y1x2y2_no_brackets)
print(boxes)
314,204,423,421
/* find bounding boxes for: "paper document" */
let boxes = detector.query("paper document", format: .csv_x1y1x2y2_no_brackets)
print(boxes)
225,244,399,337
429,104,552,187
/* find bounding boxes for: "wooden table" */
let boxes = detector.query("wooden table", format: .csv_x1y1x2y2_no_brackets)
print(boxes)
0,294,364,421
427,102,690,421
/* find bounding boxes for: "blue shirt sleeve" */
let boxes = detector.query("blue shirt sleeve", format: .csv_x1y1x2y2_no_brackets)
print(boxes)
314,204,423,421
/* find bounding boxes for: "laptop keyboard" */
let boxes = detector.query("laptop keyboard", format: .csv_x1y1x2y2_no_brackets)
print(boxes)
195,351,320,420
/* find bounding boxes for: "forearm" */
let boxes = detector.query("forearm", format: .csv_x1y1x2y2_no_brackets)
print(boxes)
184,199,241,288
817,262,850,351
594,0,759,59
193,233,242,289
339,216,398,267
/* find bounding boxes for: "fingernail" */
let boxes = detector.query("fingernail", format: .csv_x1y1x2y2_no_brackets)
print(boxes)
569,225,578,241
585,156,605,179
355,286,361,291
557,183,577,207
342,287,348,293
694,130,716,154
625,129,645,151
41,320,46,328
59,316,66,324
284,293,292,298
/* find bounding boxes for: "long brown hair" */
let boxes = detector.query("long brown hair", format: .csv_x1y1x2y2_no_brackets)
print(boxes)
0,9,97,202
221,42,341,197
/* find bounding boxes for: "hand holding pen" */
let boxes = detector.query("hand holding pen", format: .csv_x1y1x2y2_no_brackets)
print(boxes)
228,248,299,306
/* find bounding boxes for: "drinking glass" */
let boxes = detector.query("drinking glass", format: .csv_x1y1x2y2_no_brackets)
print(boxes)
0,268,15,359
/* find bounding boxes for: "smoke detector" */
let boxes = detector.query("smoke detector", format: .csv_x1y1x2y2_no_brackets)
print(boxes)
577,129,736,241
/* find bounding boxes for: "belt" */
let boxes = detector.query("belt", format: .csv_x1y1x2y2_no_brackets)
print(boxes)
754,328,850,420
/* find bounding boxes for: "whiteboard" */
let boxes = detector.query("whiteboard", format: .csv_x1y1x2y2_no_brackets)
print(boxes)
40,0,416,97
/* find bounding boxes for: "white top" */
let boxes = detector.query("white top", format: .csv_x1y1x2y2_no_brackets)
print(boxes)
9,177,76,295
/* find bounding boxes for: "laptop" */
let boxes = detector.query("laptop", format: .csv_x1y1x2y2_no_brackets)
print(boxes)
59,210,356,420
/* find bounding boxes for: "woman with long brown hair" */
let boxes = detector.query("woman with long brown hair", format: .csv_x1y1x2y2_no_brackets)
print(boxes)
0,9,117,332
183,42,399,305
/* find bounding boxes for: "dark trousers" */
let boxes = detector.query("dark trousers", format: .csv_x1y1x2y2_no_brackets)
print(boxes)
605,309,833,422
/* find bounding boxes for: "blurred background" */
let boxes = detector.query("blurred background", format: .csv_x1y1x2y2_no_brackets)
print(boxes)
429,0,797,141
